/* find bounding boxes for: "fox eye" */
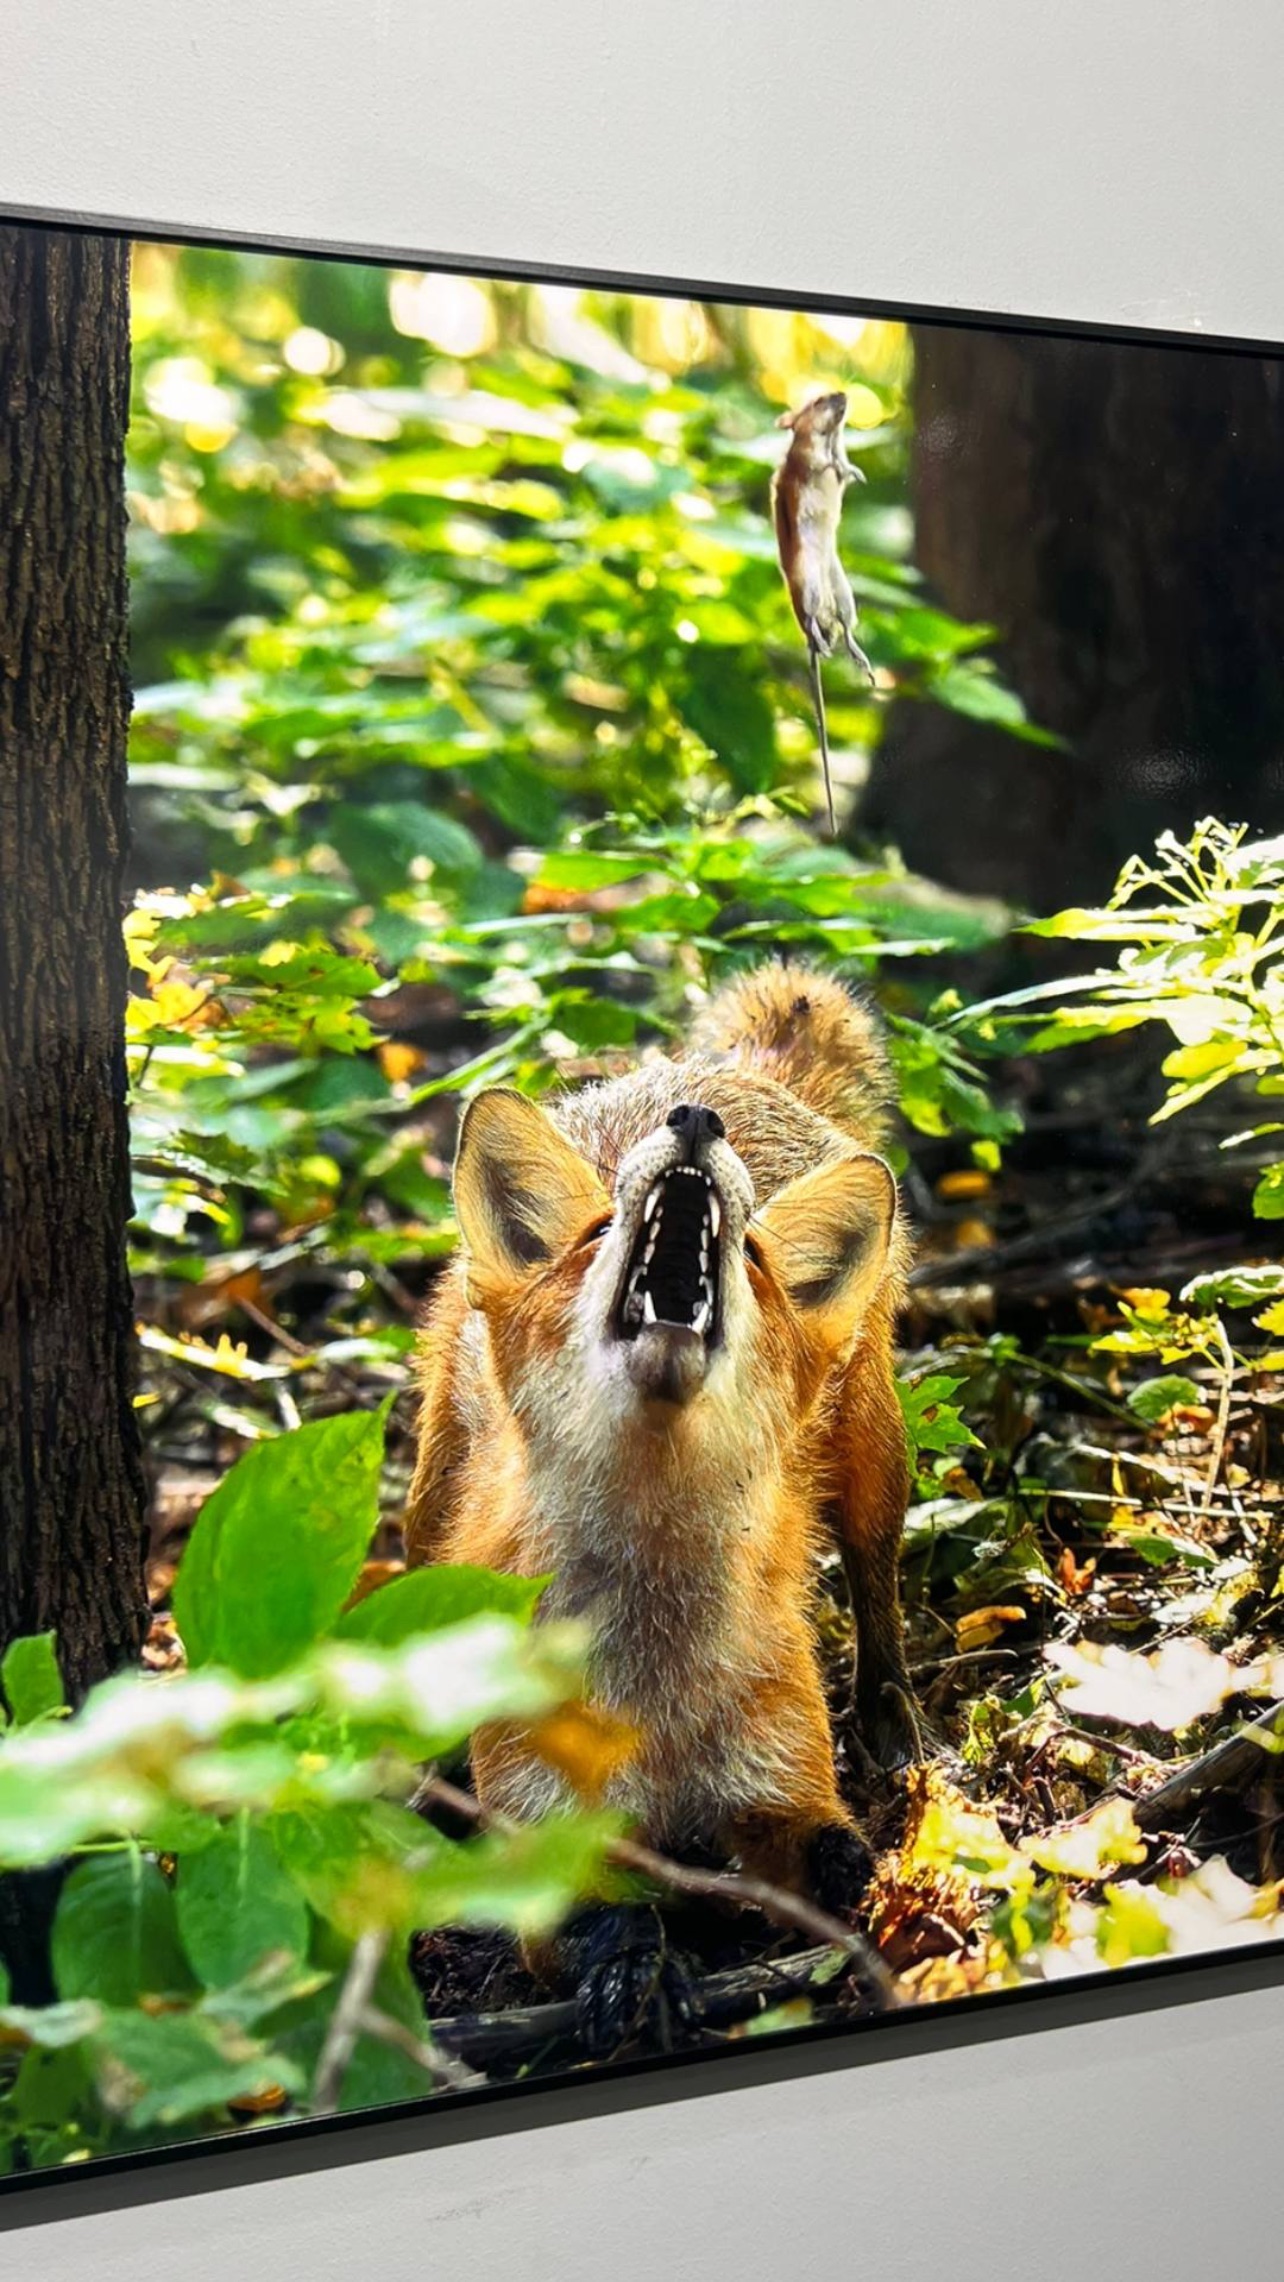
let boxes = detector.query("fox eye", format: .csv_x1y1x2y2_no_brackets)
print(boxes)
744,1233,765,1270
578,1214,614,1250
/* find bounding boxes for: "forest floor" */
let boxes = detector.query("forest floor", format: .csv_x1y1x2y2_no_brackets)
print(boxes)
133,1027,1284,2080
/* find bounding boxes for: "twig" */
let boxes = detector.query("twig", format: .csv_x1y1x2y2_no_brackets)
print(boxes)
239,1297,390,1412
427,1945,847,2070
416,1774,900,2010
1200,1316,1237,1519
310,1930,388,2115
911,1647,1018,1684
1131,1700,1284,1833
353,2000,483,2092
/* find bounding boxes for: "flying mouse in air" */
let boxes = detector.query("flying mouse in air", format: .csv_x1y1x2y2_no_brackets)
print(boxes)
772,390,874,836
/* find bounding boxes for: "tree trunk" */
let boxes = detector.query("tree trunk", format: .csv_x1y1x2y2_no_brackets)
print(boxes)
861,326,1284,911
0,226,146,1702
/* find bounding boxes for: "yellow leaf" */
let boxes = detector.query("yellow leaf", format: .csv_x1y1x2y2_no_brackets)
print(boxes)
936,1170,993,1201
1118,1287,1172,1320
904,1770,1030,1894
954,1217,994,1252
956,1605,1025,1652
1095,1882,1170,1967
136,1323,288,1382
151,978,221,1031
1023,1797,1147,1882
378,1041,427,1084
1254,1300,1284,1335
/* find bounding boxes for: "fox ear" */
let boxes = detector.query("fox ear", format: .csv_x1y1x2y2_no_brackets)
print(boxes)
756,1154,896,1351
775,407,798,430
455,1089,608,1293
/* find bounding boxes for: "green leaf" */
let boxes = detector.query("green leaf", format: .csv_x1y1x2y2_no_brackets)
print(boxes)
335,1564,548,1647
1126,1374,1203,1423
12,2041,91,2132
0,2000,101,2049
174,1404,390,1676
1096,1883,1171,1968
0,1633,66,1726
931,663,1062,746
331,800,482,898
176,1818,310,1989
91,2006,303,2129
52,1853,195,2007
1181,1265,1284,1311
410,1809,623,1937
896,1373,981,1462
682,647,779,795
270,1799,430,1933
1109,1525,1216,1571
1253,1162,1284,1219
535,849,647,892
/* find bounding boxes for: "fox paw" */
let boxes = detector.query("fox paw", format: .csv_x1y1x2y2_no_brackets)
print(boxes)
806,1823,874,1918
857,1679,925,1775
570,1907,699,2060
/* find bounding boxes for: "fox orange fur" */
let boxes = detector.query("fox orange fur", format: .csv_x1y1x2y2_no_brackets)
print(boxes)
407,963,917,1932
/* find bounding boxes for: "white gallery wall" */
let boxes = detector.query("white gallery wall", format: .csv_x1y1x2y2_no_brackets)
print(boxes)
4,2,1284,2274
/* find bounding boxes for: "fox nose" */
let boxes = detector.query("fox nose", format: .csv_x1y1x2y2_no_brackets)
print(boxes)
667,1102,725,1164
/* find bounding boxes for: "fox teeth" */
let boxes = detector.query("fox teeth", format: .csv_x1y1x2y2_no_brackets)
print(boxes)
691,1299,710,1335
708,1194,722,1237
642,1290,658,1326
642,1187,661,1223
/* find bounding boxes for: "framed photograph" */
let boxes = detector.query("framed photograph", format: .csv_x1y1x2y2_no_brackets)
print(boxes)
1,213,1282,2192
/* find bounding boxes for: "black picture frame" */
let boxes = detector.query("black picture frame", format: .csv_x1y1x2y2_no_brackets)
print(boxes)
2,199,1282,2204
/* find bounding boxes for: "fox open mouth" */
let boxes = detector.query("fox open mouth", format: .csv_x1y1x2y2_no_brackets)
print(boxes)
614,1166,722,1344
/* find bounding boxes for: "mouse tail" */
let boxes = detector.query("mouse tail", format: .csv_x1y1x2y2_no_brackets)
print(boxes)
808,643,836,838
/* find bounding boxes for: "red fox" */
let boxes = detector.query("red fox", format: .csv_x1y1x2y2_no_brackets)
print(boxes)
407,962,917,2036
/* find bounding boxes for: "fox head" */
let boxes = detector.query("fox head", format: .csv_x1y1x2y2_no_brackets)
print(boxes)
452,1087,896,1478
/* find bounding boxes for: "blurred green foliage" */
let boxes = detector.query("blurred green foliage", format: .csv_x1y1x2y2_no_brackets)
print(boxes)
0,1414,623,2162
124,246,1029,1295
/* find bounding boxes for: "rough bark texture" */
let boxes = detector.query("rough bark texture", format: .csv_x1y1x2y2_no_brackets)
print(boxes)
861,326,1284,910
0,226,146,1702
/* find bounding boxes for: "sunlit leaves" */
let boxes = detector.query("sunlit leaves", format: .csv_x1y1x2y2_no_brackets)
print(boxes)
1005,821,1284,1222
1022,1798,1147,1882
124,245,1034,1303
1045,1637,1283,1730
0,1624,588,1866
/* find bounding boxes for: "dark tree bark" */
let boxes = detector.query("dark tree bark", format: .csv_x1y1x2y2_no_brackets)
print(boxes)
0,226,146,1702
861,326,1284,910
